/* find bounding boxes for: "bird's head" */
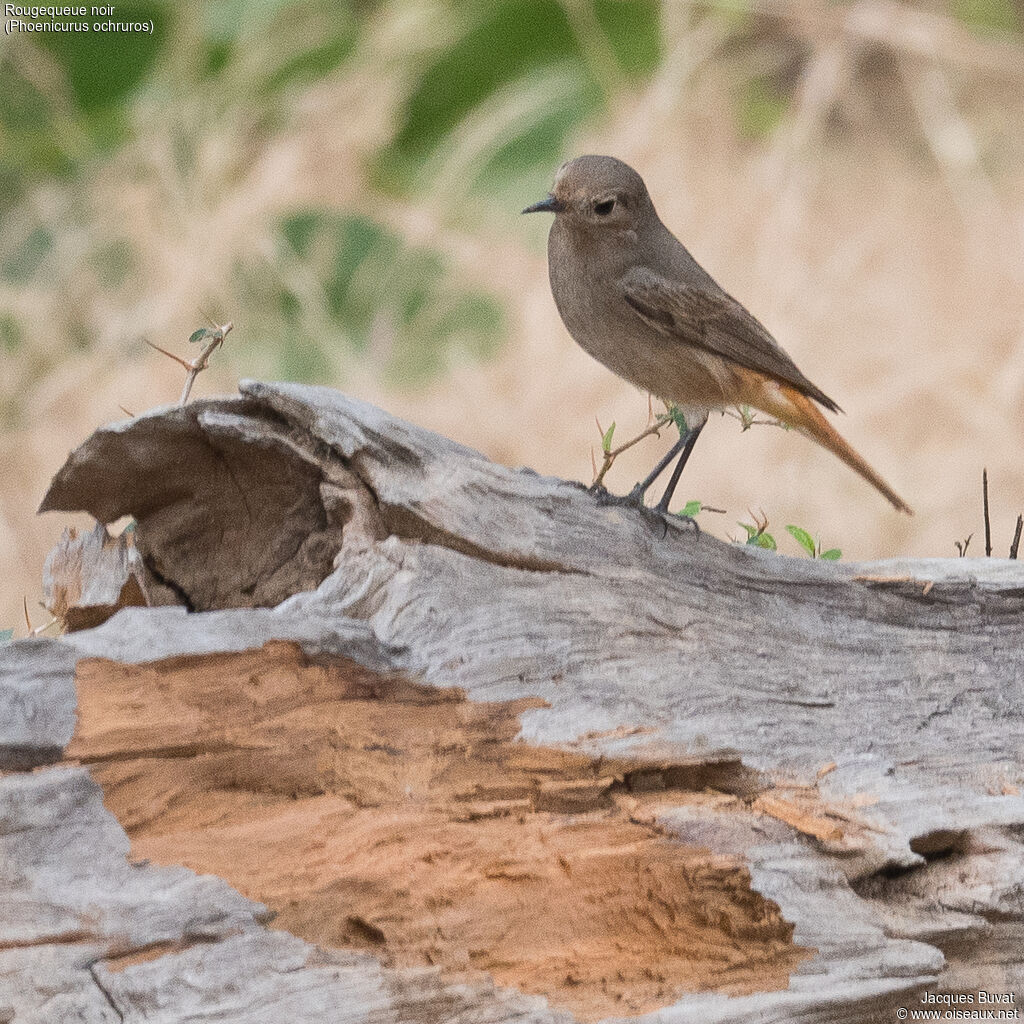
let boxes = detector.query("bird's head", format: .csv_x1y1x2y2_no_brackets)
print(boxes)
522,154,654,232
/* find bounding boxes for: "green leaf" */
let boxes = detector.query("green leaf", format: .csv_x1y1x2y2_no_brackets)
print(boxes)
786,525,816,557
739,522,757,540
820,548,842,561
0,628,13,645
601,421,616,453
754,532,777,551
668,404,688,434
681,499,702,518
189,328,212,344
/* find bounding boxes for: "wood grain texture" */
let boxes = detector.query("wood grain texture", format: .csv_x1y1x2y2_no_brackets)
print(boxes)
2,381,1021,1021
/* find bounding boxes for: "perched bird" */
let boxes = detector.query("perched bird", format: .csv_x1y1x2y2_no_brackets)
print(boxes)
523,154,912,515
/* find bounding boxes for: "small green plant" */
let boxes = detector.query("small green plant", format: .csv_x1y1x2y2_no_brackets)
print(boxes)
786,525,841,561
738,510,777,550
0,628,13,644
677,499,725,520
188,326,221,344
590,404,672,489
667,403,688,434
724,404,789,432
600,420,616,454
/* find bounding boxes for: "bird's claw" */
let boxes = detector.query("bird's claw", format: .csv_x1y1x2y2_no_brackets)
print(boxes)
590,484,700,539
671,513,700,537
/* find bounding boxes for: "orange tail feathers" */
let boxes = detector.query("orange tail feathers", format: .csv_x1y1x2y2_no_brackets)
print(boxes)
766,384,913,515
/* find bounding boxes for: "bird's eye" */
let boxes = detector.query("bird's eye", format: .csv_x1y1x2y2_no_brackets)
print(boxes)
593,198,615,216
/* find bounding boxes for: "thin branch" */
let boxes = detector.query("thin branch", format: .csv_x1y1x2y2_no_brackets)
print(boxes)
180,324,232,405
1010,515,1022,560
592,413,672,488
852,573,934,597
143,337,192,371
983,468,992,557
723,406,789,431
144,321,234,406
29,615,61,637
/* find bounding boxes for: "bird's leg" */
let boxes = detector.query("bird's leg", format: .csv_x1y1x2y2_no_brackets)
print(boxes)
654,420,706,514
592,416,706,538
615,434,690,504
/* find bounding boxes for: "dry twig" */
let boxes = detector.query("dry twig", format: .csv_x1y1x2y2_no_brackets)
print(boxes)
723,405,788,431
21,596,59,637
1010,516,1022,560
983,468,992,557
592,411,673,488
851,574,935,596
144,320,234,406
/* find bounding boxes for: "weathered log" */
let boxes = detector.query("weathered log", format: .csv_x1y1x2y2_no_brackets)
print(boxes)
2,380,1022,1022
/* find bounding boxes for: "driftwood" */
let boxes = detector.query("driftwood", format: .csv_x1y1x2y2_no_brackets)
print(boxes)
2,380,1022,1023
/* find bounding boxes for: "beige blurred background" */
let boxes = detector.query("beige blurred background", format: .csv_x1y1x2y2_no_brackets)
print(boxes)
2,0,1023,634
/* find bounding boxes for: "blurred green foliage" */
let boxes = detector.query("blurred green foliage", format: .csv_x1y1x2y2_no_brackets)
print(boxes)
952,0,1020,33
200,0,363,92
738,75,789,140
4,0,1018,418
376,0,659,192
0,0,666,407
36,3,165,114
0,316,22,354
1,227,53,283
238,211,504,385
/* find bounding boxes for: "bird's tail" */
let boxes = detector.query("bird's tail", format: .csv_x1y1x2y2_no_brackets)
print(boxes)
762,383,913,515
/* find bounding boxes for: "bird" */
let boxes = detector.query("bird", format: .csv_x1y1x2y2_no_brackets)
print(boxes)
522,154,912,516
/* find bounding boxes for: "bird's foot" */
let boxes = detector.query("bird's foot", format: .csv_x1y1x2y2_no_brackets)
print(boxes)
593,485,664,535
591,483,700,539
591,482,647,509
652,493,701,536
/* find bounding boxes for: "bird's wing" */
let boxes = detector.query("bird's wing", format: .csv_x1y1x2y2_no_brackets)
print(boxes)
620,266,840,413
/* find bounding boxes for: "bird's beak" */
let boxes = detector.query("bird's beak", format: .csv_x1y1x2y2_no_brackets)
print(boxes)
521,194,562,215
